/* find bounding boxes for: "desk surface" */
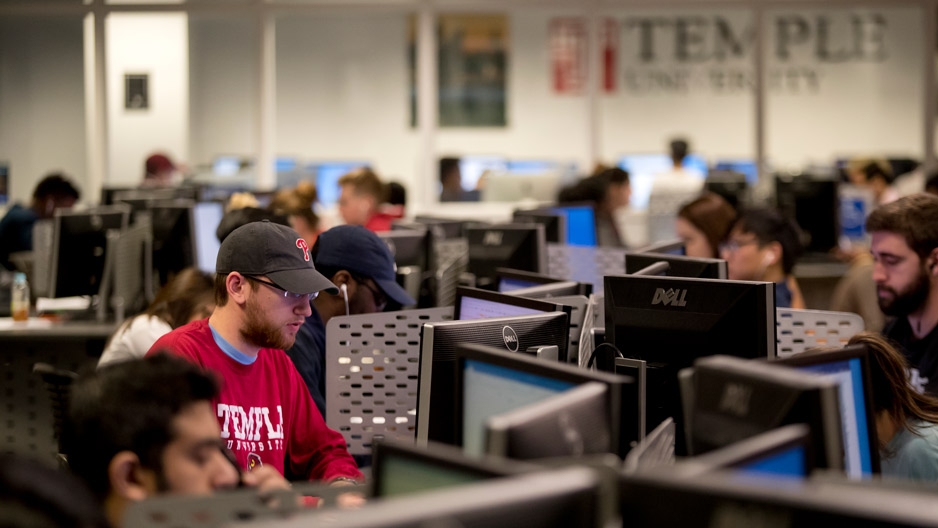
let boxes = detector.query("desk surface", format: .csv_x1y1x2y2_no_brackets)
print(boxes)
0,317,116,339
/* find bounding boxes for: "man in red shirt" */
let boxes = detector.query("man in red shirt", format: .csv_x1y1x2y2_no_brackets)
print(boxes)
337,167,395,232
147,220,362,486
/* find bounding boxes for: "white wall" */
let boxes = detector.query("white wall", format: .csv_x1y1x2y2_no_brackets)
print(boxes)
0,16,86,204
106,12,189,186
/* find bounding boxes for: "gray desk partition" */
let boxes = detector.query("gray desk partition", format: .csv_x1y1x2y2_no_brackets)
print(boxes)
776,308,865,358
548,295,588,364
546,244,628,294
325,307,454,455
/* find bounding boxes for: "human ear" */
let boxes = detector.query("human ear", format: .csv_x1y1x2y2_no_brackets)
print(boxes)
108,451,154,501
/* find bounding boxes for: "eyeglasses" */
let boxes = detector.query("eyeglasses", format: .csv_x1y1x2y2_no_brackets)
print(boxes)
352,275,387,311
719,238,760,254
244,276,318,302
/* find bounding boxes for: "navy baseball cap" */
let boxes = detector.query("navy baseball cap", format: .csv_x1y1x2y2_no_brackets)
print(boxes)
217,221,338,295
314,225,417,306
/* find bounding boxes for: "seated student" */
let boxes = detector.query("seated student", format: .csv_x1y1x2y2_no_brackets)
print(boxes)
285,225,416,417
337,167,394,232
98,267,215,368
720,208,805,308
847,332,938,482
557,167,631,247
66,354,290,528
146,221,362,485
846,158,899,207
675,192,737,259
141,153,180,188
439,157,480,202
0,173,80,271
269,181,322,249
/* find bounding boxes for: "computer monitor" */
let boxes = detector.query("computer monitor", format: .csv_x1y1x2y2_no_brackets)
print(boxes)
416,313,571,446
466,224,547,290
485,382,614,460
455,343,635,458
604,275,776,448
634,238,685,255
481,172,562,202
49,206,130,298
506,160,561,175
512,209,566,244
459,155,507,191
191,201,224,275
495,268,592,296
371,439,529,498
212,155,243,176
149,203,198,286
775,174,839,253
713,159,758,184
774,345,880,477
687,355,844,471
379,228,429,270
414,216,468,239
705,169,749,209
552,204,597,246
454,286,568,323
0,162,8,206
505,281,586,299
309,161,368,208
683,424,813,478
619,153,708,210
624,252,727,279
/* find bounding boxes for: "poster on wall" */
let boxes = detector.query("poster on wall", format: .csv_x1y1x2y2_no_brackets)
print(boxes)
409,14,508,127
549,18,587,95
124,73,149,110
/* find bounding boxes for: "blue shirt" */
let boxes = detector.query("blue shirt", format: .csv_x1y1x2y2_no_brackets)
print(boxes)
881,420,938,483
0,204,38,271
285,307,327,417
775,280,793,309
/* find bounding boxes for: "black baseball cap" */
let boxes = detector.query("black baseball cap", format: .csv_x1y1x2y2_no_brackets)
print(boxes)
217,221,338,295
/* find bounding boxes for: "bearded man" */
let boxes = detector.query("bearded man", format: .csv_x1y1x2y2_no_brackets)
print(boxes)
868,193,938,394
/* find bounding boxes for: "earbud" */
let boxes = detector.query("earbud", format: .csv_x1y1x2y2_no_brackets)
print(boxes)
340,283,350,317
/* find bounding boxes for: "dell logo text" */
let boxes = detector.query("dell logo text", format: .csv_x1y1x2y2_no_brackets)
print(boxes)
651,288,688,307
483,231,503,246
502,326,519,352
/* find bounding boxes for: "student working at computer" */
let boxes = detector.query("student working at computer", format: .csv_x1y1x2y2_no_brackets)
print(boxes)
720,208,805,309
146,221,363,486
675,192,737,259
868,194,938,395
0,172,80,271
556,166,631,247
337,167,397,232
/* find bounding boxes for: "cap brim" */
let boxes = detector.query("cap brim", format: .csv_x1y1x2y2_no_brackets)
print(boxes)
375,277,417,307
268,268,339,296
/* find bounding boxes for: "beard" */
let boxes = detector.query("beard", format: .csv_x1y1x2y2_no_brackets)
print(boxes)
878,266,931,317
241,297,295,350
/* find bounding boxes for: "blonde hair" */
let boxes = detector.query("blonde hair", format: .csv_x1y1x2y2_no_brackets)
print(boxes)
225,192,260,212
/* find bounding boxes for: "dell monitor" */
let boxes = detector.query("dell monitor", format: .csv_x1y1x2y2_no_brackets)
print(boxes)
466,224,547,290
496,268,593,296
413,216,468,239
379,228,429,270
774,344,880,477
485,382,614,460
455,343,636,458
192,201,223,275
513,209,566,244
604,275,776,448
776,174,838,253
149,203,196,286
687,355,844,472
552,204,597,246
49,206,130,298
454,286,569,324
309,161,368,208
416,312,570,447
624,252,727,279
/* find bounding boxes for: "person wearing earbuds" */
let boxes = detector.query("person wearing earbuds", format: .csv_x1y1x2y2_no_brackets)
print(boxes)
285,225,417,418
147,221,362,486
868,194,938,395
720,207,805,309
0,172,80,271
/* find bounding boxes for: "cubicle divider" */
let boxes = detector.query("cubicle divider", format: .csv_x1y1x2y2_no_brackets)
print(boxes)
775,308,865,358
325,307,454,455
546,244,628,294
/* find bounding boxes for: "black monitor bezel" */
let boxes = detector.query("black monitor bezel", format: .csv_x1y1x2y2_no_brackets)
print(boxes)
625,252,728,280
465,223,548,284
772,344,881,475
512,208,567,244
50,206,130,298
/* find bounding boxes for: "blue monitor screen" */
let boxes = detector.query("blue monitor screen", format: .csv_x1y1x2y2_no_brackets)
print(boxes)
275,157,298,173
553,205,596,247
312,162,368,207
507,160,558,175
460,156,507,192
213,156,241,177
458,296,546,320
462,359,575,456
799,358,873,478
714,159,758,184
192,202,224,275
738,445,808,478
619,154,708,210
498,278,541,293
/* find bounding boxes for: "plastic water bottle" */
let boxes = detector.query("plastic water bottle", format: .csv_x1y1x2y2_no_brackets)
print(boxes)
11,272,29,322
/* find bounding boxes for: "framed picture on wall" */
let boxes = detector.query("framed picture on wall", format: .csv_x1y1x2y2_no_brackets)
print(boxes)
124,73,149,110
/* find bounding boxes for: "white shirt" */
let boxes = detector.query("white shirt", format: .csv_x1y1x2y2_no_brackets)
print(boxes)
98,314,172,368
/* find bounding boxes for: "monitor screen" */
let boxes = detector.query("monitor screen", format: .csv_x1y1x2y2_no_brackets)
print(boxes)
149,203,196,286
684,423,813,479
459,155,507,191
507,160,559,175
624,252,727,279
713,159,758,184
604,275,776,450
774,345,880,477
379,228,429,270
552,204,596,247
50,207,130,298
417,313,571,446
453,343,635,458
455,287,564,321
775,175,838,253
466,224,546,290
738,445,808,478
619,153,708,210
275,157,298,173
485,382,613,460
212,155,242,176
192,202,224,275
310,162,368,207
0,162,8,206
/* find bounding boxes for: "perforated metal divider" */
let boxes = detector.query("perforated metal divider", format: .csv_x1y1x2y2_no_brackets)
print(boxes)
433,238,468,307
776,308,865,358
325,307,454,455
546,244,628,294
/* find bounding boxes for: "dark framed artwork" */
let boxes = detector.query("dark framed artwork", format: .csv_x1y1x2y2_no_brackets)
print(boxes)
124,73,149,110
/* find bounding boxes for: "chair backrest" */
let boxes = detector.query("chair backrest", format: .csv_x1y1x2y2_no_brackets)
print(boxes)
32,362,78,456
776,308,865,358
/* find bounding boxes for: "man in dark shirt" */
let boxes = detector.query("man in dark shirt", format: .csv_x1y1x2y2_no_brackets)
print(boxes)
285,225,415,416
0,173,79,270
868,194,938,394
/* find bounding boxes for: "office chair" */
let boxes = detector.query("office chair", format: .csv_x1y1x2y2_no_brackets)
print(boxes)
32,362,78,469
